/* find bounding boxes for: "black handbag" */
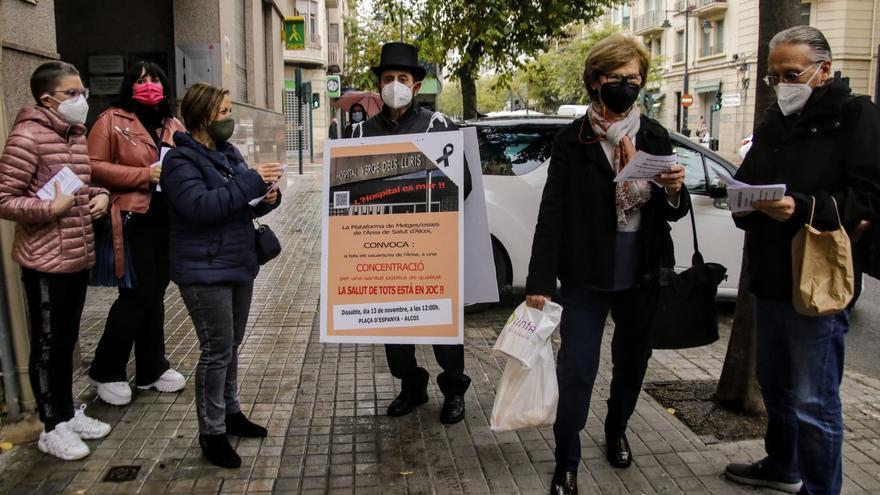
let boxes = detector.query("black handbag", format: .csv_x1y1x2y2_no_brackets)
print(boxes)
638,201,727,350
254,216,281,265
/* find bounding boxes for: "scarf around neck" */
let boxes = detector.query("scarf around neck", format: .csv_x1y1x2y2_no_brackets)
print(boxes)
588,103,651,228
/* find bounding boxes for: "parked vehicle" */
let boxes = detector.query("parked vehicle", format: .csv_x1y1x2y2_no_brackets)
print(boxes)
556,104,589,117
468,116,743,301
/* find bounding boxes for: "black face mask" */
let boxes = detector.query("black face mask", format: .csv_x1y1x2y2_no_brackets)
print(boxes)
599,81,641,114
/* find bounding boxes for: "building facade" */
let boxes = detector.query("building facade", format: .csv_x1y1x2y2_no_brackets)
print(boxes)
608,0,880,155
283,0,348,162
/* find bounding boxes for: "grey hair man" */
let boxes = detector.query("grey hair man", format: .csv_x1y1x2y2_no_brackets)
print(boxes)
724,25,880,495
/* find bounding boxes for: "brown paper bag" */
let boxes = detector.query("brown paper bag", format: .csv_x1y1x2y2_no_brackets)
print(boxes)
791,196,854,316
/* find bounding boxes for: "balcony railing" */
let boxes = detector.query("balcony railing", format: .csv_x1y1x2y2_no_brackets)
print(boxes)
307,33,322,49
694,0,728,15
699,43,724,57
633,11,665,34
328,41,340,66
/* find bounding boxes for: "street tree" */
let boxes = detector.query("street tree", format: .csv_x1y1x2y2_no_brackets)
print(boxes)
342,0,426,91
714,0,803,415
437,76,510,118
517,24,666,113
384,0,613,119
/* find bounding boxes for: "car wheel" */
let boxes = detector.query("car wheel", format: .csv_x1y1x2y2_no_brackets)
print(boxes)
492,240,509,295
464,240,510,314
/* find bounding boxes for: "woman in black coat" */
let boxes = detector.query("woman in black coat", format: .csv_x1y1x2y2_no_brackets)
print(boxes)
161,82,283,469
524,35,688,494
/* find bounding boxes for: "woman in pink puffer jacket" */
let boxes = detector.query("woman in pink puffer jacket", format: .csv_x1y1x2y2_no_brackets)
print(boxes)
0,61,111,461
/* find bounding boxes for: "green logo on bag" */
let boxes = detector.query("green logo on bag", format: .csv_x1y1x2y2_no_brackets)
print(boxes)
506,313,517,327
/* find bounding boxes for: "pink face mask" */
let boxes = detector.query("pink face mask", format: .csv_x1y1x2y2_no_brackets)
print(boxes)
132,81,164,106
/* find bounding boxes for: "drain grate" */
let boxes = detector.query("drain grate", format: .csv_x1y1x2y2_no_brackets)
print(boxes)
103,465,141,483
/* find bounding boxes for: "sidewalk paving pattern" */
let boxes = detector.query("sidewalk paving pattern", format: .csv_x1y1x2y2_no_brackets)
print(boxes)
0,173,879,494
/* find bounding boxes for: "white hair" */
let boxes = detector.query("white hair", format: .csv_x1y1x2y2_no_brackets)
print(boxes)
769,26,832,62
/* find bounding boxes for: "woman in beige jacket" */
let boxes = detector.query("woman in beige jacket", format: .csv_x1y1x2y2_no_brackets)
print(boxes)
0,61,111,461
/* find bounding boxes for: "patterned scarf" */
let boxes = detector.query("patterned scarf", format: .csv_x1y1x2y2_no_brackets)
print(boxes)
588,103,651,228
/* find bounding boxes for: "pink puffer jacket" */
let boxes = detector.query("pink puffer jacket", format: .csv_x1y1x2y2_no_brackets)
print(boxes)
0,106,108,273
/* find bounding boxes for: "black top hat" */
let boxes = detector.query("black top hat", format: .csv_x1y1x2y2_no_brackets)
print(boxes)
371,42,427,81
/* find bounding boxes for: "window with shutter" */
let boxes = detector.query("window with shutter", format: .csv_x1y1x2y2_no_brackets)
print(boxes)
234,0,248,102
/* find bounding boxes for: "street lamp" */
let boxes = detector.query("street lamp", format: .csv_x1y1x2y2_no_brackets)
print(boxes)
660,3,715,136
371,3,404,42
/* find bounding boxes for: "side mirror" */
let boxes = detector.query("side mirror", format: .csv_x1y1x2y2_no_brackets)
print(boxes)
707,183,727,199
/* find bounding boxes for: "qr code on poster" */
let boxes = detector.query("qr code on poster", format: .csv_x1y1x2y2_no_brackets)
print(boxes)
333,191,350,208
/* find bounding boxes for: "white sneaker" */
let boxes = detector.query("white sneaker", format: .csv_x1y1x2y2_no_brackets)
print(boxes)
93,379,132,405
137,368,186,392
67,405,111,440
38,423,90,460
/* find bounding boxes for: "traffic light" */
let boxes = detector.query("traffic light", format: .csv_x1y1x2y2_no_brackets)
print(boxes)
712,91,722,112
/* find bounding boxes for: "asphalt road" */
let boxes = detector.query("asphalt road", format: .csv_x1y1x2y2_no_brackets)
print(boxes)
847,276,880,380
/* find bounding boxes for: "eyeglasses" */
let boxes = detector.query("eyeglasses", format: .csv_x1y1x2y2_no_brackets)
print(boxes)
762,63,820,87
52,88,90,100
604,73,643,86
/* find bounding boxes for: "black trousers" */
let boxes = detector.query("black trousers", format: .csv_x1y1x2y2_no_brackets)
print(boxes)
384,344,471,396
553,285,651,471
22,268,89,431
89,213,170,386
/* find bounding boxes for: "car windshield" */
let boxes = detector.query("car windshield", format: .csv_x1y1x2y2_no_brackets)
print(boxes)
476,124,559,176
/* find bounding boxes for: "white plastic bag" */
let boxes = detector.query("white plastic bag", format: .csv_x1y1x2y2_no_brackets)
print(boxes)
490,344,558,432
490,301,562,432
492,301,562,368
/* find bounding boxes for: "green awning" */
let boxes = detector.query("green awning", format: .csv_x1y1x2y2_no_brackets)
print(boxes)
694,79,721,94
419,77,440,95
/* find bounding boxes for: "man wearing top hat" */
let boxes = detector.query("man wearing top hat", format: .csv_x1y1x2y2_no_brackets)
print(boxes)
346,41,471,425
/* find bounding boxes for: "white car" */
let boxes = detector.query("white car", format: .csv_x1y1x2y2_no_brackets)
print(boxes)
471,116,743,300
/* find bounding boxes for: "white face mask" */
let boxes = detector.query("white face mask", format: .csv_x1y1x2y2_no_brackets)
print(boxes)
774,63,821,116
51,94,89,125
381,80,414,110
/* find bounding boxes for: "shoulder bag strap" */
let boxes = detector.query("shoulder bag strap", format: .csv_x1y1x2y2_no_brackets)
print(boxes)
687,199,703,265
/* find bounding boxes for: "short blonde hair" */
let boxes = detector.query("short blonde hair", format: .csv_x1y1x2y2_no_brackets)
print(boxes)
180,82,229,132
583,34,651,101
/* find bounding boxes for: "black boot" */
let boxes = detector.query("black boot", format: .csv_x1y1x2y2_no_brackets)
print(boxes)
550,467,578,495
388,370,430,417
439,394,465,424
605,433,632,468
226,411,267,438
387,387,429,417
199,434,241,468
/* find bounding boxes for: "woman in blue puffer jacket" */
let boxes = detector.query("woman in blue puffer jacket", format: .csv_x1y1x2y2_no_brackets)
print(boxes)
160,82,282,469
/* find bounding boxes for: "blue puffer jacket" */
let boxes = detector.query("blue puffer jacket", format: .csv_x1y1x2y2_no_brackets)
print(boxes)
161,131,280,285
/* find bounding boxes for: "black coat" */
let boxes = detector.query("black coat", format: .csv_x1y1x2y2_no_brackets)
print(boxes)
734,78,880,299
345,103,471,197
161,132,280,286
525,115,690,296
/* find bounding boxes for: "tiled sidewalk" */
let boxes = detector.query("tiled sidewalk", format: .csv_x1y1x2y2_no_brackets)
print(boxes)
0,173,878,494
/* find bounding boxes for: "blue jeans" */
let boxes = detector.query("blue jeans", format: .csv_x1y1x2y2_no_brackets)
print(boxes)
180,281,254,435
553,286,651,472
755,297,847,495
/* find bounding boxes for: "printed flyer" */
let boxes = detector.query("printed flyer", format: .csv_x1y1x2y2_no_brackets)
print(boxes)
320,131,464,344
